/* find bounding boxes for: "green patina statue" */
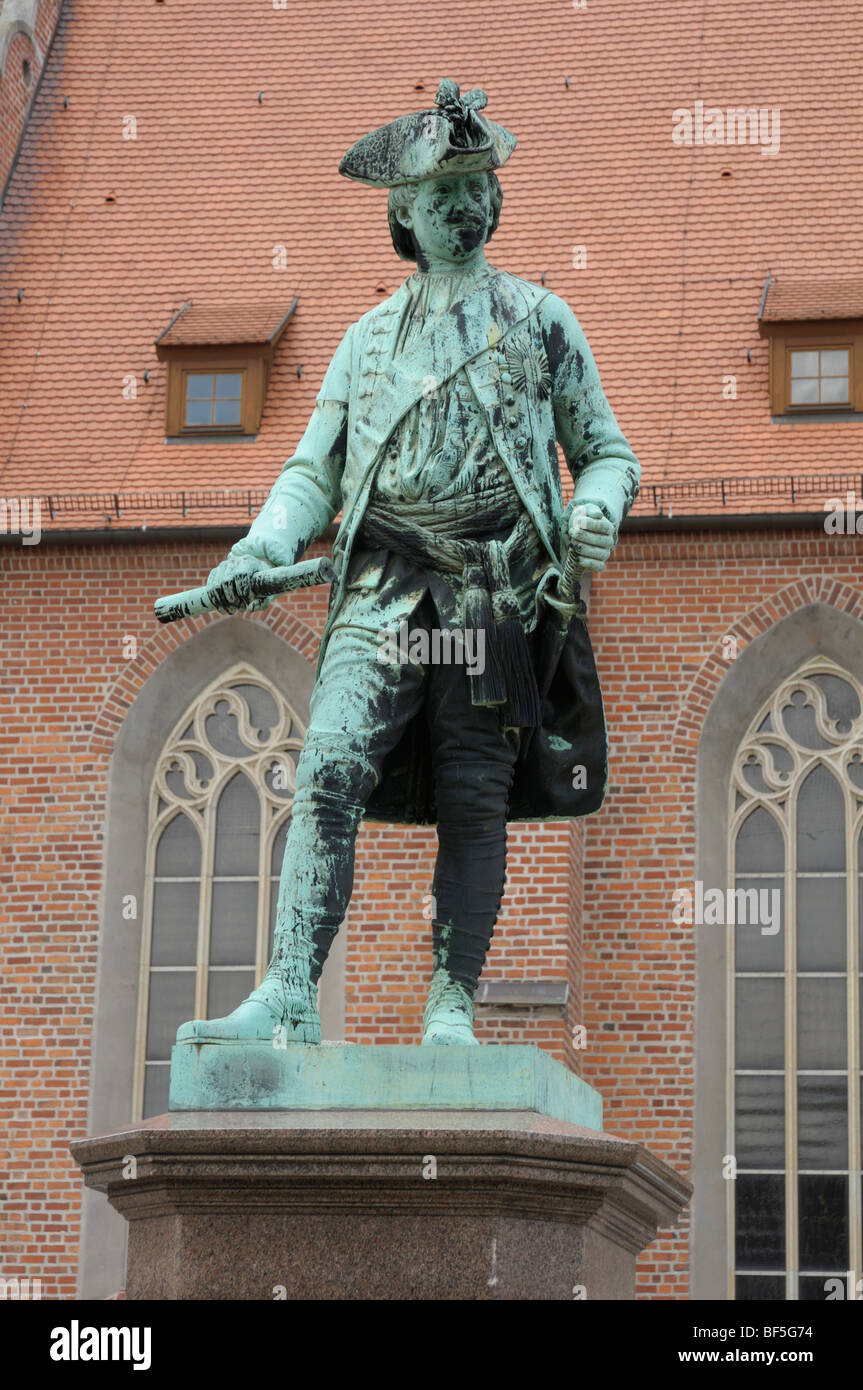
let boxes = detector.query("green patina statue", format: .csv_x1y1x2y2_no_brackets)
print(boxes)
165,80,640,1049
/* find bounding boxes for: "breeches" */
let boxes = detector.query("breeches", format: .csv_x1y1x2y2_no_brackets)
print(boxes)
272,591,520,988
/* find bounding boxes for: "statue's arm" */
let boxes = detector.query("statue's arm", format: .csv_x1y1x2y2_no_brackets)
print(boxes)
228,326,354,570
544,297,640,536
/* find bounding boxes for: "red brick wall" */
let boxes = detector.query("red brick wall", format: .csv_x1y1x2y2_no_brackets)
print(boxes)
1,526,861,1298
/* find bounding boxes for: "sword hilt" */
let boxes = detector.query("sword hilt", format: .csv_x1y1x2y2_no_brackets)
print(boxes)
560,541,583,603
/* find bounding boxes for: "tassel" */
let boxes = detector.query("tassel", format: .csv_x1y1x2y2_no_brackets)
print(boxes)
497,612,542,727
463,558,506,706
484,542,541,726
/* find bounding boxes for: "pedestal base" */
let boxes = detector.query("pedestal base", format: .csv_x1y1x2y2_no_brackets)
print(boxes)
71,1108,691,1300
169,1040,603,1128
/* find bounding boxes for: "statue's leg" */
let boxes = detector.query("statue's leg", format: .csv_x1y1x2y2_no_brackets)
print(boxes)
421,664,520,1045
177,610,427,1044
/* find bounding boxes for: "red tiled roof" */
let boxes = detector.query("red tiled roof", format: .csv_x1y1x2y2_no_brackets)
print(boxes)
761,279,863,322
0,0,862,522
156,299,298,347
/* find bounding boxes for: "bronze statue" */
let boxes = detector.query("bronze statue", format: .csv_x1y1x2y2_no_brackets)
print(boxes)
162,79,640,1047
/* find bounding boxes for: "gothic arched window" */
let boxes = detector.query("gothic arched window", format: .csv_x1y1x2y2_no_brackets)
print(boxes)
132,664,306,1118
730,657,863,1299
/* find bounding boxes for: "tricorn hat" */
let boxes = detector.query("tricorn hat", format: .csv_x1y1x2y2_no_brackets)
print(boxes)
338,79,516,188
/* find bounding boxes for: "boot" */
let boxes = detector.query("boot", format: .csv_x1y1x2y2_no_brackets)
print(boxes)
176,964,320,1045
421,967,479,1045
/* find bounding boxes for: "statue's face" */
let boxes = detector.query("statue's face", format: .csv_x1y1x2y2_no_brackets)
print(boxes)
397,172,493,265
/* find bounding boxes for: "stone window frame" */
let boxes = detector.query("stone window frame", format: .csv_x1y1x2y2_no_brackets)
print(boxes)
693,602,863,1300
80,618,347,1298
133,661,307,1120
728,656,863,1298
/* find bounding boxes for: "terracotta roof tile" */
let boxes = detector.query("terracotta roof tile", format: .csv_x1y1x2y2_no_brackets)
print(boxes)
156,298,298,347
0,0,862,523
761,279,863,322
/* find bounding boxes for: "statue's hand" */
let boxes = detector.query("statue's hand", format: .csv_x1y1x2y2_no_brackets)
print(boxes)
205,554,272,614
567,500,617,572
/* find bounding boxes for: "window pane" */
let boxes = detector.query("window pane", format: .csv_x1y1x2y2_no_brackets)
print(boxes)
797,977,847,1070
215,373,243,397
790,351,819,377
146,969,195,1060
142,1063,170,1119
213,773,259,875
798,1175,848,1270
799,1275,846,1300
735,806,784,874
798,1076,848,1169
207,969,256,1020
811,673,860,730
186,373,214,399
151,879,200,966
165,750,213,799
820,375,849,404
735,1073,785,1168
781,692,833,750
154,813,201,877
734,877,784,971
269,878,279,959
184,399,213,426
205,700,253,758
735,1275,786,1300
796,765,845,871
213,398,243,425
820,349,849,375
209,879,259,964
233,682,280,736
796,876,847,971
735,1174,785,1270
271,819,289,876
790,377,818,405
736,977,784,1068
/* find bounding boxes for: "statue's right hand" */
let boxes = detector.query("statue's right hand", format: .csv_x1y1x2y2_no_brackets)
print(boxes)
205,554,271,614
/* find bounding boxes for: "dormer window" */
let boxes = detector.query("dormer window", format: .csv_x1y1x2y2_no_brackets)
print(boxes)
183,371,244,430
759,279,863,418
155,298,297,440
788,347,851,408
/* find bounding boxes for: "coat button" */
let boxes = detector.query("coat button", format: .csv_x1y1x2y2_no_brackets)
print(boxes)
505,395,515,406
508,417,518,427
516,435,527,449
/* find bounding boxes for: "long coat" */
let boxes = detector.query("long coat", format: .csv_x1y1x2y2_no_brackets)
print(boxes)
232,268,641,823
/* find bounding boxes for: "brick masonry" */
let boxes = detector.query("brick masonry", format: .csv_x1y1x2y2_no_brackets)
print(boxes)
2,527,860,1298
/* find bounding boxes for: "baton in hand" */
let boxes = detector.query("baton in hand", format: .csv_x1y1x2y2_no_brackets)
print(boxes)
154,556,335,625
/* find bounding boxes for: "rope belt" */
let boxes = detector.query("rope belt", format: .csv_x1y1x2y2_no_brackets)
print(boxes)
360,489,543,727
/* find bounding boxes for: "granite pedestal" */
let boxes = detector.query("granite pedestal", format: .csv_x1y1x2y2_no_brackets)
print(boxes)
71,1044,690,1300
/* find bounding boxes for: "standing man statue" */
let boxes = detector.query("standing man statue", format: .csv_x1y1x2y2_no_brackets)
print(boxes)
170,80,640,1048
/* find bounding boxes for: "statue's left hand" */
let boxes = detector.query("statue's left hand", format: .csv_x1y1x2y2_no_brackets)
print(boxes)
567,500,617,572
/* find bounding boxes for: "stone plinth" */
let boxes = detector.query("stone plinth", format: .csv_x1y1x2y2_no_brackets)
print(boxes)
71,1107,691,1300
169,1040,603,1128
